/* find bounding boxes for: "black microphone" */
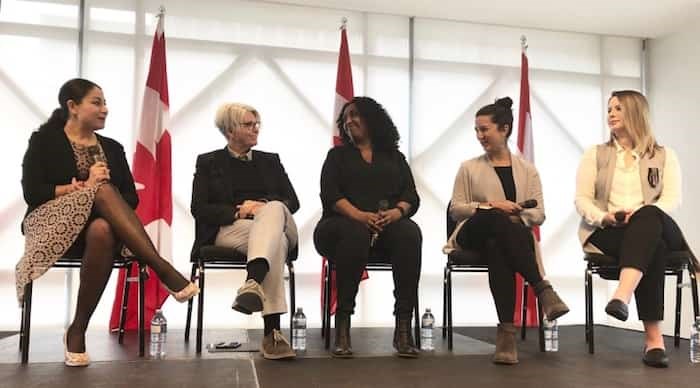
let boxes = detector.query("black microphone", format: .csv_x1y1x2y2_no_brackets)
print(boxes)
87,145,105,165
370,200,389,247
518,199,538,209
614,210,626,223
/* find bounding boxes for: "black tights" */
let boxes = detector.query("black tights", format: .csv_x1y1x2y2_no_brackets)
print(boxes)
66,184,188,352
456,209,542,323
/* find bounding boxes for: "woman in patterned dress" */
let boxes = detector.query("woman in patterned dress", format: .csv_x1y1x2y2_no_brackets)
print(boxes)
17,78,199,366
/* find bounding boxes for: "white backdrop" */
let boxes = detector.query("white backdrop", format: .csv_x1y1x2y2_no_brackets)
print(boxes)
0,0,646,332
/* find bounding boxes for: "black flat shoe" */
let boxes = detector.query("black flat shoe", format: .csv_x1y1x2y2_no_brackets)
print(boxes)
604,299,629,321
642,348,669,368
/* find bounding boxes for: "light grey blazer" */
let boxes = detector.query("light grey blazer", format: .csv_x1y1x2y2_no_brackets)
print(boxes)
444,153,546,275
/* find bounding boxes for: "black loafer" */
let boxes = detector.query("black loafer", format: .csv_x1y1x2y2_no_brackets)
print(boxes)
604,299,629,321
643,348,669,368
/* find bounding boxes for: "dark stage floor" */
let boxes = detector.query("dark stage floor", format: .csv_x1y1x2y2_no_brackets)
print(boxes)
1,325,697,388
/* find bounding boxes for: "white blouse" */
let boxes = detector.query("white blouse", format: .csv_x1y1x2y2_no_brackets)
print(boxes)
575,141,681,228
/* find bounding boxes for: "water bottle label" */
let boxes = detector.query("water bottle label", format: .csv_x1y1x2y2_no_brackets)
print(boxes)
151,325,161,334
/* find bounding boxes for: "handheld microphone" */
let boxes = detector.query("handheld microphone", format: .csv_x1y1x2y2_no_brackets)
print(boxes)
614,211,627,223
87,145,106,165
370,200,389,247
518,199,538,209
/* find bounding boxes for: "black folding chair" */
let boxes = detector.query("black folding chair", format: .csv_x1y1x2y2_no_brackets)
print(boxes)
584,251,699,353
19,254,146,363
320,254,421,350
442,202,545,351
184,245,297,353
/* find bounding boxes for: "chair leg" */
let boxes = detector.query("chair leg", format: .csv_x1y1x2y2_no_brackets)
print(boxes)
414,295,420,349
19,291,26,351
118,264,133,345
323,264,332,350
585,267,595,354
690,268,700,319
537,299,545,352
321,262,328,339
674,270,683,348
184,264,197,343
442,266,448,339
21,282,33,364
447,267,453,350
196,263,205,354
521,282,529,340
288,261,296,340
138,264,146,357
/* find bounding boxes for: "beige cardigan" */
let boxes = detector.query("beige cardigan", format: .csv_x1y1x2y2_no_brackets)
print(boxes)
444,153,546,275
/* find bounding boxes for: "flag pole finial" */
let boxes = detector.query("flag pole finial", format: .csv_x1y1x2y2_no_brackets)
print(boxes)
520,35,528,51
158,5,166,18
340,17,347,30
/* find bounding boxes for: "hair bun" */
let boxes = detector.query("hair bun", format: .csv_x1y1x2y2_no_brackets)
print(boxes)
494,97,513,109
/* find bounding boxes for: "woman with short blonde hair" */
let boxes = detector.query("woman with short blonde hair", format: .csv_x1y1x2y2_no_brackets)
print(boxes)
214,103,260,138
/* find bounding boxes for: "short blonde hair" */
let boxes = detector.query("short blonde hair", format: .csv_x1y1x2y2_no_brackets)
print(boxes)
608,90,659,157
214,103,260,138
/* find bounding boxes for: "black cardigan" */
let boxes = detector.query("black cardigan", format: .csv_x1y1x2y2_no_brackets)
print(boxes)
190,148,299,258
21,126,138,223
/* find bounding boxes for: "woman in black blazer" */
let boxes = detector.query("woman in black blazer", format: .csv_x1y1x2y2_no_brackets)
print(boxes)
17,78,198,367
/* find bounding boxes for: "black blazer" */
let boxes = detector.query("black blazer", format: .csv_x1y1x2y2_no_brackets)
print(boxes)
21,126,138,223
190,148,299,258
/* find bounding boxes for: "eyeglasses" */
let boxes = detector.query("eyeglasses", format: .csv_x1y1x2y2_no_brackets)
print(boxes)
239,121,261,130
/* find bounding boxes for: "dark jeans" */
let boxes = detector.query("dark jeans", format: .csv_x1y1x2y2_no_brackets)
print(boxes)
314,216,422,319
588,205,686,321
456,209,542,323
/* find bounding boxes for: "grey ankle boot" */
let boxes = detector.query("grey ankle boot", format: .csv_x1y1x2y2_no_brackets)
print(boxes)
493,323,518,365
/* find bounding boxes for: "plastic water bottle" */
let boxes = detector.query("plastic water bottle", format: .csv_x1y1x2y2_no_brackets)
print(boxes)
691,316,700,363
420,308,435,351
292,307,307,351
544,318,559,352
149,309,167,359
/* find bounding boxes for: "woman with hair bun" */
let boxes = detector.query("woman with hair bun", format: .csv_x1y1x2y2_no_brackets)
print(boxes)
444,97,569,365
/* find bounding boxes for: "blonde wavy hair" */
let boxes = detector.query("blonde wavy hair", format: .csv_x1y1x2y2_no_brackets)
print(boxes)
607,90,659,157
214,102,260,138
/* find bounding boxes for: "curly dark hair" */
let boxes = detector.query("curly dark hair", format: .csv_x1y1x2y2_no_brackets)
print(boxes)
336,96,400,151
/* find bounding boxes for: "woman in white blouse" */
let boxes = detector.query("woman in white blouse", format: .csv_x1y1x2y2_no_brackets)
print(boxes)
575,90,698,368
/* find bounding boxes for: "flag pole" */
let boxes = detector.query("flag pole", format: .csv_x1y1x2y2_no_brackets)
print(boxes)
158,5,165,18
521,34,528,52
340,16,347,30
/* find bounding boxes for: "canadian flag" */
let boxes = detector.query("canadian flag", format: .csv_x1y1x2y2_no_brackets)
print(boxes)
513,44,540,327
110,14,172,330
321,22,368,315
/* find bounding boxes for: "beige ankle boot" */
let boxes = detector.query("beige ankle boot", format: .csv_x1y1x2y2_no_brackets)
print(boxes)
493,323,518,365
535,280,570,321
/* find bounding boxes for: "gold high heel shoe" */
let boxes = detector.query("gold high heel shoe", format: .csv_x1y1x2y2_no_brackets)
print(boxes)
166,282,200,303
63,333,90,367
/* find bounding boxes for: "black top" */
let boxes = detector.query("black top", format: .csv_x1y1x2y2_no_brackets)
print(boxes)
319,145,419,219
227,157,267,206
190,148,299,259
494,166,516,202
21,126,138,221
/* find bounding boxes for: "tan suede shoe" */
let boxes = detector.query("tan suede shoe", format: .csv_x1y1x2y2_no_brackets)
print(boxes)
261,329,296,360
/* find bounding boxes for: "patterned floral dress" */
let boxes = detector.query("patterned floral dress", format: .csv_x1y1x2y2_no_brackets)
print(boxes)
15,141,107,304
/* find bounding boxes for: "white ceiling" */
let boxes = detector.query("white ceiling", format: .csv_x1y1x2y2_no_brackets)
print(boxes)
269,0,700,38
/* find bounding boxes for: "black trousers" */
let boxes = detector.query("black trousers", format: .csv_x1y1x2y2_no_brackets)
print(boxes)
588,205,686,321
456,209,543,323
314,216,422,319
